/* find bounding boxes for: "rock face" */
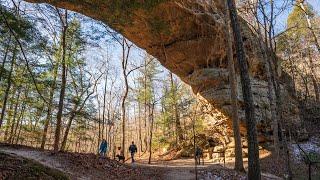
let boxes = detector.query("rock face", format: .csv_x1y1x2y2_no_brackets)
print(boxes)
25,0,301,133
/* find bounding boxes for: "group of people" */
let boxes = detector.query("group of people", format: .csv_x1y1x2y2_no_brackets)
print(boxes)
100,140,204,165
99,140,138,163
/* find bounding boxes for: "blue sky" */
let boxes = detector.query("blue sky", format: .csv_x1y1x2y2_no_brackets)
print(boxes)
275,0,320,33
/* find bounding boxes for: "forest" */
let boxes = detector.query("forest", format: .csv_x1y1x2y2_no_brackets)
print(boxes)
0,0,319,179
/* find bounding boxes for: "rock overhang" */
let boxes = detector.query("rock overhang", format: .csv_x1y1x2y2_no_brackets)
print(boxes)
23,0,301,134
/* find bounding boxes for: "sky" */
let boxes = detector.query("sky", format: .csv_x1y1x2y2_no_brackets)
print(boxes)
274,0,320,33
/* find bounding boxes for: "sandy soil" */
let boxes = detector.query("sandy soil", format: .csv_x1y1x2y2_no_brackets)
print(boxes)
0,143,285,180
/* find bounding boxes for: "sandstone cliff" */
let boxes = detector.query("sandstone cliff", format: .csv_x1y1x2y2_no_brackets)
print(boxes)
25,0,301,135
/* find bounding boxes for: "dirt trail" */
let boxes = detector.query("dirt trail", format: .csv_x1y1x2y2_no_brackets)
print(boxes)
0,145,282,180
0,145,163,180
0,146,216,180
163,167,195,180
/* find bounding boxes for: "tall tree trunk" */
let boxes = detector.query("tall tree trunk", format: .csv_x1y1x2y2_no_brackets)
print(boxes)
12,101,26,143
0,46,17,128
253,3,280,157
15,110,25,144
54,10,68,152
106,83,112,146
96,91,101,154
60,109,76,151
41,61,59,149
4,101,14,142
0,36,12,82
138,101,143,154
121,73,129,156
227,0,261,179
265,0,280,156
148,103,155,164
105,79,114,148
102,72,108,140
121,38,131,156
170,72,183,144
223,1,244,171
143,60,148,152
8,89,21,143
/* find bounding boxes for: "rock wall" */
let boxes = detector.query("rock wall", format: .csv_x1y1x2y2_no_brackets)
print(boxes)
25,0,301,133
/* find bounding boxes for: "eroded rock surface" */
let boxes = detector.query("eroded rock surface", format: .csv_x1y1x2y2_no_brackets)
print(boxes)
24,0,301,134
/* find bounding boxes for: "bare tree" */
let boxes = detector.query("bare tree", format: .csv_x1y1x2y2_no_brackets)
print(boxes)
54,9,68,152
223,1,245,172
297,0,320,53
60,70,103,151
227,0,261,179
0,45,17,128
170,72,183,144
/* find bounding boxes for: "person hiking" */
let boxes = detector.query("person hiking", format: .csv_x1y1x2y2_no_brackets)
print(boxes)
195,146,203,165
116,146,125,162
99,139,108,157
128,141,137,163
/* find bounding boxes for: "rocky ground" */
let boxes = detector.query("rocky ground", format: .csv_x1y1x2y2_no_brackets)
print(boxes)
1,141,319,180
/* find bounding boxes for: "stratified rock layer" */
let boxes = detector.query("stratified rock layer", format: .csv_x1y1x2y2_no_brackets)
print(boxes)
25,0,301,133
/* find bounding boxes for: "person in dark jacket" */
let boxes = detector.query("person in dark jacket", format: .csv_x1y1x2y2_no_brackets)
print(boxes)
99,139,108,157
128,141,137,163
195,146,203,165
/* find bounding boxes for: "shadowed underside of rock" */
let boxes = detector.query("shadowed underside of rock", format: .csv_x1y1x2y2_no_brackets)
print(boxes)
24,0,301,135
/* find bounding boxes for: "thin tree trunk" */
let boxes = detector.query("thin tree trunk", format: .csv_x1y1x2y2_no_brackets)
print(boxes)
227,0,261,179
15,113,24,144
265,2,283,160
8,89,21,143
138,101,143,154
0,36,12,82
0,46,17,128
265,0,280,156
121,38,130,156
170,73,183,144
144,60,148,152
106,82,113,146
121,74,129,155
4,101,14,142
54,10,68,152
96,91,101,154
60,110,76,151
148,103,155,164
223,1,244,171
41,62,58,149
12,101,26,143
102,72,108,140
253,4,281,157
